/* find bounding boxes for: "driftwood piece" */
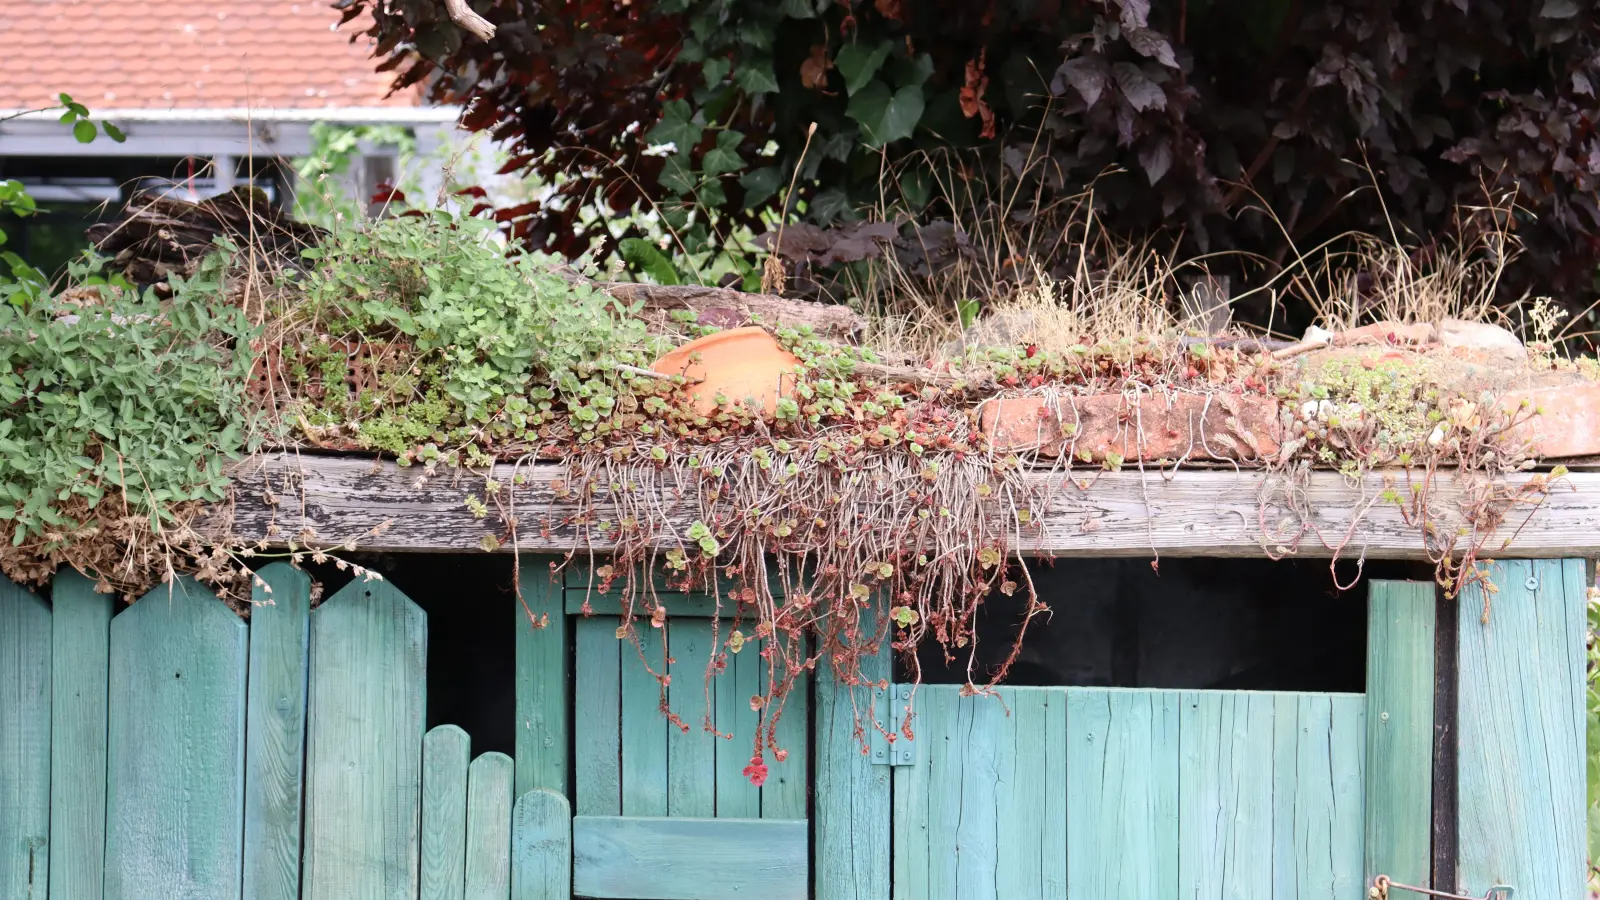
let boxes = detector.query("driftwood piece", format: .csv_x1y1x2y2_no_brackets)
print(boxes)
212,453,1600,558
589,280,867,341
443,0,496,39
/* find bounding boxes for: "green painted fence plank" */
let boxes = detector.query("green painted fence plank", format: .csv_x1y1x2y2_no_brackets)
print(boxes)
568,591,723,618
465,752,515,900
1458,559,1586,899
816,640,890,900
761,642,809,819
1272,692,1365,900
511,790,571,900
421,725,470,900
515,571,566,797
1365,579,1435,892
302,579,426,900
1179,691,1273,899
573,617,621,816
105,578,247,900
996,688,1046,900
714,631,761,818
667,620,716,817
620,628,668,816
47,571,110,900
243,563,312,900
955,691,1004,898
572,815,807,900
892,685,943,900
1066,688,1179,900
0,577,51,900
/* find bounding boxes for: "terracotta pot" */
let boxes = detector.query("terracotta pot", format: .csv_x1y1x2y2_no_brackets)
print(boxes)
651,326,801,417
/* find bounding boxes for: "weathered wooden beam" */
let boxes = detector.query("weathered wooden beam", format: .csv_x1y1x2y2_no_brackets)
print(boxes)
215,453,1600,558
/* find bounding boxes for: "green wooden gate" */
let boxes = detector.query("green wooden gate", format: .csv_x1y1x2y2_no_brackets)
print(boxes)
0,564,573,900
563,570,810,900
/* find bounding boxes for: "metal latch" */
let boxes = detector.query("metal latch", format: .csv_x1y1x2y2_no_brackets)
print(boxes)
869,683,916,766
1371,875,1513,900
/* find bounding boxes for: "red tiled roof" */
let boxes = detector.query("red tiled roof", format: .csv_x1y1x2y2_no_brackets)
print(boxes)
0,1,417,110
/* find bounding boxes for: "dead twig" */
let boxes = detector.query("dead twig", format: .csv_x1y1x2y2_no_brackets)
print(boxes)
443,0,496,40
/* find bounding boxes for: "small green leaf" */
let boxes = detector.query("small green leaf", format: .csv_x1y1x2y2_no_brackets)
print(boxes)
846,80,924,146
702,56,730,86
739,167,782,208
834,40,894,95
890,53,935,88
735,62,780,94
72,119,97,144
701,136,743,178
103,122,126,143
618,238,681,286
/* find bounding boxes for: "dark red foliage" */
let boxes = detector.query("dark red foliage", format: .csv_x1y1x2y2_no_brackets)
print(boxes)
345,0,1600,317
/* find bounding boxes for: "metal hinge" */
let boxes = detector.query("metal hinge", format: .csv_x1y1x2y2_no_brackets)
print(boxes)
869,683,916,766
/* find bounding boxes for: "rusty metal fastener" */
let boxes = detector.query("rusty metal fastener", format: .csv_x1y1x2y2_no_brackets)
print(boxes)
1371,875,1514,900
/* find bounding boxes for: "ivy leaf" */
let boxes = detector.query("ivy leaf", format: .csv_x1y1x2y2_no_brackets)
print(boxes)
891,52,935,88
847,80,925,146
702,57,730,86
659,156,697,195
735,62,780,94
809,187,851,224
647,100,702,152
778,0,816,18
835,39,894,95
1113,62,1166,112
618,238,681,285
701,130,744,177
72,119,97,144
740,166,782,207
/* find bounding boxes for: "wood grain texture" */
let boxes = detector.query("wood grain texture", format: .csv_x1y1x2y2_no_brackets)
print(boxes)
667,620,716,817
1272,692,1366,900
104,578,248,900
511,789,571,900
1179,691,1273,900
302,578,427,900
715,634,762,819
1066,688,1179,900
421,725,470,900
0,577,51,900
243,563,312,900
573,617,622,816
815,643,891,900
571,815,807,900
46,571,110,900
1364,580,1435,892
514,570,567,797
761,643,809,819
219,454,1600,557
1457,559,1586,899
464,752,515,900
997,688,1068,899
620,628,668,817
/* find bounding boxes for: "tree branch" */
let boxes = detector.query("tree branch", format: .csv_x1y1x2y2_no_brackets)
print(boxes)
443,0,495,40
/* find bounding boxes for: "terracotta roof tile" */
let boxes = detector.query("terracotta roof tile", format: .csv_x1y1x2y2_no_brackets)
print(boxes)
0,0,417,110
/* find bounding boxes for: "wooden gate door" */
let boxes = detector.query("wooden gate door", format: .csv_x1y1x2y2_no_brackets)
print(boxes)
874,578,1446,900
564,571,811,900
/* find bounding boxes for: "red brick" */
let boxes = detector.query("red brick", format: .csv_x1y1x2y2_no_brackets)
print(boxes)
979,393,1283,463
1499,383,1600,459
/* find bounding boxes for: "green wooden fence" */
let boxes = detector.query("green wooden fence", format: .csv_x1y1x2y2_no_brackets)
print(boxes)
0,564,571,900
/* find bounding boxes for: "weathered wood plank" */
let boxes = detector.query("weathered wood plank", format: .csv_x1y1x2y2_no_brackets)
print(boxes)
510,790,570,900
893,685,945,900
220,454,1600,557
572,815,807,900
1179,691,1273,899
1065,688,1179,900
761,641,809,819
0,577,51,900
667,620,716,817
514,569,566,797
464,752,514,900
620,628,668,816
47,571,110,900
1365,580,1435,892
1432,586,1461,890
996,688,1063,900
816,641,891,900
1272,692,1366,900
302,579,427,900
105,578,248,900
714,632,761,818
243,563,312,900
421,725,470,900
1457,559,1586,899
573,617,622,816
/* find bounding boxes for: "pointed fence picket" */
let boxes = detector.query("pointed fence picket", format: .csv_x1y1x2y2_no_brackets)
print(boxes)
0,563,572,900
